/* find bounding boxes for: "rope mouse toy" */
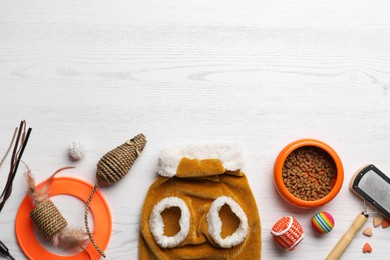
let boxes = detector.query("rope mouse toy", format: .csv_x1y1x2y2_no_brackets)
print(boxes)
84,133,147,258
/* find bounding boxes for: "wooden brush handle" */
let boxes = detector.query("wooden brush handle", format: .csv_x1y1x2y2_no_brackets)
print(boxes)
326,213,368,260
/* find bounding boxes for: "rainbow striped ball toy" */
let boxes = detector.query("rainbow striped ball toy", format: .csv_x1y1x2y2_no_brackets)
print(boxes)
311,212,335,234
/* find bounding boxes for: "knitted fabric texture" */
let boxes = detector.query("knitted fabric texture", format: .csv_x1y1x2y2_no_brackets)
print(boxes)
96,133,146,186
30,200,67,238
139,144,261,259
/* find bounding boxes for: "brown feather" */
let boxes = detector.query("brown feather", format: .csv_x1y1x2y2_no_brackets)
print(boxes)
52,227,89,249
25,170,50,206
26,170,36,197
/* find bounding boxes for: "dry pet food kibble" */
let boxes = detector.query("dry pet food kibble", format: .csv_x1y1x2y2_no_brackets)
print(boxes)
282,146,337,201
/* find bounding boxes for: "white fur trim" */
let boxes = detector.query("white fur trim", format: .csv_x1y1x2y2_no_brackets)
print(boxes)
207,196,249,248
157,144,244,177
149,197,190,248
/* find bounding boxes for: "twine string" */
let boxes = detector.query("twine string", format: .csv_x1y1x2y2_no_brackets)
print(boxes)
84,183,106,258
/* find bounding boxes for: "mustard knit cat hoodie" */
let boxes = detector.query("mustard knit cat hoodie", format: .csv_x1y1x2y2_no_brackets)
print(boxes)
139,144,261,259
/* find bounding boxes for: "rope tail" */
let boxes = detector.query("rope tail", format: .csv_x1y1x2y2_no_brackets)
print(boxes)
84,183,106,258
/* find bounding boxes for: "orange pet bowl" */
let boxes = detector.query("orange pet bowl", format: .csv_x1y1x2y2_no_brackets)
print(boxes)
274,139,344,208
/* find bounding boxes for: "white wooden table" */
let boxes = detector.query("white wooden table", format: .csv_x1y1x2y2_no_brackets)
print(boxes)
1,0,390,259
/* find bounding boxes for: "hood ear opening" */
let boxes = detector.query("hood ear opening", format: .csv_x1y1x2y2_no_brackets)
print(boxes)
207,196,249,248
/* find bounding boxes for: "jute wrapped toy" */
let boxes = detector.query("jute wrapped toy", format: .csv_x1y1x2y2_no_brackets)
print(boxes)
26,167,89,250
84,133,147,257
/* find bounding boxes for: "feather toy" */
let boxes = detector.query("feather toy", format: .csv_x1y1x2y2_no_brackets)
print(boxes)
25,167,89,251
